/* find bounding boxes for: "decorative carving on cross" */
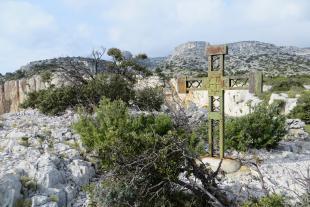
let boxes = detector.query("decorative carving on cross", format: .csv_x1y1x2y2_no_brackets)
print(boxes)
177,45,263,159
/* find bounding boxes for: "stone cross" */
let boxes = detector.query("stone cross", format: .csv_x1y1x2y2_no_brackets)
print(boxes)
177,45,263,159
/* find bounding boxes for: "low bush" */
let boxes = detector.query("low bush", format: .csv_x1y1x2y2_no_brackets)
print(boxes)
225,103,286,151
267,76,305,92
21,73,164,115
21,86,79,115
80,74,135,109
133,87,164,111
289,91,310,124
242,194,286,207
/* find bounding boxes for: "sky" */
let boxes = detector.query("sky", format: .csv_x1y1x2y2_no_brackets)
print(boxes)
0,0,309,73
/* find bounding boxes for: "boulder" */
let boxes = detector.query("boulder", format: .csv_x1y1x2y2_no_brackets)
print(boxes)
68,160,95,186
0,173,22,207
269,93,298,114
35,155,65,188
31,195,49,206
200,157,241,173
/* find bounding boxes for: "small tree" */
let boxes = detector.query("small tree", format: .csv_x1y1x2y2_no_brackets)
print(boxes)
135,53,148,59
91,46,106,74
133,87,164,111
107,48,152,80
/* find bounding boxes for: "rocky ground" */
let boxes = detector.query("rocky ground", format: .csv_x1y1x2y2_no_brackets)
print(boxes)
0,109,95,207
0,109,309,207
222,119,310,205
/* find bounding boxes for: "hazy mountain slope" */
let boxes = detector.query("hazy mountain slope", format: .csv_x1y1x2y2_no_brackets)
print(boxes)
144,41,310,76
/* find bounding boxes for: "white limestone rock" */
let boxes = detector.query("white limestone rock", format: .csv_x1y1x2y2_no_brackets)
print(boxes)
286,119,309,140
31,195,49,206
0,109,96,207
0,173,22,207
69,160,95,186
269,93,298,114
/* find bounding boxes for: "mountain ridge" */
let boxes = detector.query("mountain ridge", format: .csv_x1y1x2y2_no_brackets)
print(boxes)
11,41,310,77
142,40,310,76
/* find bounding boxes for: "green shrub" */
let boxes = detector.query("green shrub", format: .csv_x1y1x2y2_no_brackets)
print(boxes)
21,86,79,115
242,194,286,207
73,98,174,169
21,72,164,115
73,98,225,206
40,70,53,83
305,125,310,134
225,103,286,151
14,199,32,207
265,75,310,86
21,74,135,115
20,176,37,193
49,194,59,202
289,91,310,124
81,74,134,107
268,77,305,92
19,136,30,147
133,87,164,111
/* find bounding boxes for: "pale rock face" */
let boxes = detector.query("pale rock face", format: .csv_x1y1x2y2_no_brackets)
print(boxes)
68,159,95,186
263,85,272,92
0,173,22,207
40,202,58,207
269,93,298,115
0,73,70,115
135,75,164,90
35,155,65,188
31,195,49,206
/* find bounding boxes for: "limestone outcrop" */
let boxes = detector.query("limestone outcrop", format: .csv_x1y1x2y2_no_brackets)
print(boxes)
0,73,69,115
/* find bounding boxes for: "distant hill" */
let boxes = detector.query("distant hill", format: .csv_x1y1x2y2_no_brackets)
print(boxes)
142,41,310,76
8,41,310,80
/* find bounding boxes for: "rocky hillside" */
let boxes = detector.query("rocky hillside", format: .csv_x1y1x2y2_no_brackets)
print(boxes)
142,41,310,76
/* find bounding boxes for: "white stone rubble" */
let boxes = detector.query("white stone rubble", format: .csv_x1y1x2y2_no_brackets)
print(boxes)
0,109,95,207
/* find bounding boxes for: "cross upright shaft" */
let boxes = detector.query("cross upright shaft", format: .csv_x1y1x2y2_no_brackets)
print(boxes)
207,45,226,159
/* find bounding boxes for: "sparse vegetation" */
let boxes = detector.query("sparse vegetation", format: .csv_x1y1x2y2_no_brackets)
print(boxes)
242,194,286,207
49,194,59,202
289,91,310,124
20,176,37,193
19,137,30,147
133,87,164,111
264,75,310,87
40,70,53,84
305,125,310,134
264,76,308,92
14,199,32,207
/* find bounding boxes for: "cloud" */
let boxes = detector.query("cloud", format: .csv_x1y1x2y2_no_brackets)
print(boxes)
98,0,310,54
0,0,309,73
